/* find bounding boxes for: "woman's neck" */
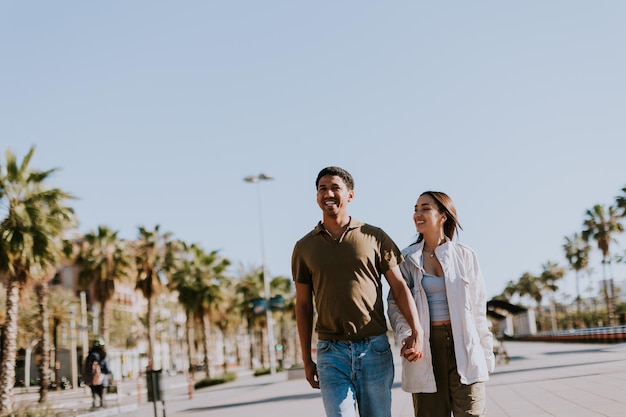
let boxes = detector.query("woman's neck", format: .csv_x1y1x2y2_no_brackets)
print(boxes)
423,234,446,252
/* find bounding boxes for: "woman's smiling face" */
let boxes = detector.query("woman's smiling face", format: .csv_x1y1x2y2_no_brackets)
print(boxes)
414,194,445,234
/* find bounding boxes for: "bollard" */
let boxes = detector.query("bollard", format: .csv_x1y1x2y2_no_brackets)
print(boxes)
188,376,194,400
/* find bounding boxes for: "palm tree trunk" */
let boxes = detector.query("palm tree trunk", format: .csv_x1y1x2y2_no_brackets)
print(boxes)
575,270,581,328
535,302,543,332
35,282,51,403
52,319,60,390
185,311,195,378
603,260,616,326
100,300,109,347
247,316,254,370
259,327,266,368
147,296,155,370
0,278,22,413
200,313,211,379
221,331,228,374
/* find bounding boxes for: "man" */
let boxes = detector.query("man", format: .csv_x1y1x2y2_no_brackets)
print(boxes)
292,166,423,417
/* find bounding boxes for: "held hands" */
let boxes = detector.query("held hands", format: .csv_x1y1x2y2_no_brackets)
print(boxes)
400,330,424,362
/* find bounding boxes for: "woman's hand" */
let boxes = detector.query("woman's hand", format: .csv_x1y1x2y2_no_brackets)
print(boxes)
400,333,424,362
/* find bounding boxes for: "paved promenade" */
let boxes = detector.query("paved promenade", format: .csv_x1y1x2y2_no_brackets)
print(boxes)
15,340,626,416
139,340,626,417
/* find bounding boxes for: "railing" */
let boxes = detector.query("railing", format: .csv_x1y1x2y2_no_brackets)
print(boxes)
513,325,626,344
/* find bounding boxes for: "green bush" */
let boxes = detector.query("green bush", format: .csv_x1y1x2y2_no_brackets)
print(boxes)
253,366,284,377
194,372,236,389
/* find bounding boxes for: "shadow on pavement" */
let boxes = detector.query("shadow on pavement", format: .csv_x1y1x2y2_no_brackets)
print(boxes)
492,358,625,376
183,392,321,413
543,348,606,355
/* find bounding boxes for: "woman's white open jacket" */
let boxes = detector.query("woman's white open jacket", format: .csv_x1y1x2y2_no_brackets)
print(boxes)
387,240,495,393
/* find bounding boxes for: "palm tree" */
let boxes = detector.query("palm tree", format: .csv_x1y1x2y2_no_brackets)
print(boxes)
615,186,626,217
33,269,54,403
169,242,199,377
269,276,294,367
170,243,232,379
195,249,230,379
74,225,133,346
563,233,591,326
133,225,174,371
516,272,543,330
234,265,265,369
16,289,40,387
615,186,626,269
539,261,565,331
582,204,624,326
32,190,75,404
209,274,241,374
498,280,518,302
0,146,75,412
48,287,78,389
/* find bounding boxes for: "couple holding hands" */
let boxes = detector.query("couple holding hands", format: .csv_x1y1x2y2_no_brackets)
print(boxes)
292,166,495,417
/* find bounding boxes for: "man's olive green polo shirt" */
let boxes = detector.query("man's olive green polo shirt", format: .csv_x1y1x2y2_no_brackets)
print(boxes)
292,218,403,341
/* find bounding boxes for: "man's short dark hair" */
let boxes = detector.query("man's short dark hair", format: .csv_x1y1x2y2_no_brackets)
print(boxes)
315,166,354,190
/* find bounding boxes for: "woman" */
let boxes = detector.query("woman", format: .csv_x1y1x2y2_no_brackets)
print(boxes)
84,339,113,408
388,191,494,417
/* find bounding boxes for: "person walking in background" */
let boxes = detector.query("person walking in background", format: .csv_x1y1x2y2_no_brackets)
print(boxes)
292,166,424,417
83,339,112,408
388,191,494,417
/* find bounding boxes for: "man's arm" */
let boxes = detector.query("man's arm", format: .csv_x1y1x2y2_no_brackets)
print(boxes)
295,282,319,389
385,265,424,361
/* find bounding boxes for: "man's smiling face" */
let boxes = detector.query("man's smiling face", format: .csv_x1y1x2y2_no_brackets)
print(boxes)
316,175,354,218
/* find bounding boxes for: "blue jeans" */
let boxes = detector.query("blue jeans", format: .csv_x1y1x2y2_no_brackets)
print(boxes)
317,333,394,417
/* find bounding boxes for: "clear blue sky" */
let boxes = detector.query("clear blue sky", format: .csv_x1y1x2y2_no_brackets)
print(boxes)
2,2,625,301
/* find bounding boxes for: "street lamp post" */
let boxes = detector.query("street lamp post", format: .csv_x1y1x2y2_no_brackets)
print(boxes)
244,173,277,375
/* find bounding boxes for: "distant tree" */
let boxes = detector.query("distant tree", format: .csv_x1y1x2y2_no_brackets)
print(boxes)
47,287,77,390
582,204,624,326
133,225,174,370
194,249,229,379
615,185,626,218
495,280,517,302
109,308,136,350
74,225,133,346
17,289,40,362
170,242,232,378
539,261,566,331
270,276,292,296
269,276,294,366
563,233,591,326
614,185,626,274
234,265,265,369
48,287,76,350
169,241,199,377
209,274,240,374
517,272,543,330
